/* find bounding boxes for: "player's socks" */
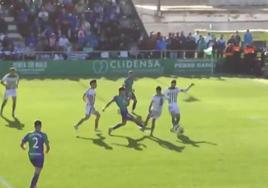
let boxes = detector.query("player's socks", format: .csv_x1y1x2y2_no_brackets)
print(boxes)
30,173,40,188
150,124,155,136
108,128,113,135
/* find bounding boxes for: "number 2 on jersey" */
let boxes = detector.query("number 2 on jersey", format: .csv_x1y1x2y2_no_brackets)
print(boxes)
33,137,39,149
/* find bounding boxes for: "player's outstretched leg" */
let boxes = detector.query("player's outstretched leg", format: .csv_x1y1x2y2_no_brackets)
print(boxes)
150,119,156,136
94,112,100,131
74,115,90,130
30,167,42,188
144,113,151,126
170,115,176,132
0,99,8,116
12,96,16,117
131,116,145,131
108,119,126,135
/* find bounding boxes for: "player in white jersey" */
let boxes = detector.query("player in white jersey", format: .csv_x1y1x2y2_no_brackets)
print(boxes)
1,67,19,117
74,80,101,131
164,80,194,134
144,86,165,136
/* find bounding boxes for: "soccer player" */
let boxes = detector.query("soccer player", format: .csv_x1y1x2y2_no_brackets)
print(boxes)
0,67,19,117
144,86,165,136
21,120,50,188
103,87,145,135
74,80,100,131
164,80,194,134
123,70,137,112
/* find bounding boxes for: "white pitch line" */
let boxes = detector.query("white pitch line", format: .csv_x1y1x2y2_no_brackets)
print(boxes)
0,177,13,188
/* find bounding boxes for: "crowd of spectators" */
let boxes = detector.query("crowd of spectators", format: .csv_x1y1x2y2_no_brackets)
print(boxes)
0,0,142,60
136,29,255,59
0,0,263,64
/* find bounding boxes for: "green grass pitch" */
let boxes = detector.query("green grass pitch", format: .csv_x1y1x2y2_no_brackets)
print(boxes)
0,77,268,188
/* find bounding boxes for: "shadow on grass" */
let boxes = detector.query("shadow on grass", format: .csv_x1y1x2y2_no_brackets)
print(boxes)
76,133,113,150
149,136,185,152
111,135,147,151
183,95,200,103
1,115,25,130
177,134,217,147
112,135,184,153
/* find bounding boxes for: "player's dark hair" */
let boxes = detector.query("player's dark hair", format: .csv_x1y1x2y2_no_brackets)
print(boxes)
34,120,42,128
119,87,125,92
90,80,97,85
156,86,162,91
171,80,176,84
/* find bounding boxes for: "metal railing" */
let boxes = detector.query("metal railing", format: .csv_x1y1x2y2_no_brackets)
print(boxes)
0,49,218,61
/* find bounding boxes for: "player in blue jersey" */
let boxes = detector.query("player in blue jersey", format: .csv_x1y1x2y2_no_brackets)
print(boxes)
103,87,145,135
164,80,194,134
123,70,137,112
21,120,50,188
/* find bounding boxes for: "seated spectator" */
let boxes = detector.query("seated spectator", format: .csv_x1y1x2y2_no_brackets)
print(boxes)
25,33,38,48
58,34,71,51
0,15,8,34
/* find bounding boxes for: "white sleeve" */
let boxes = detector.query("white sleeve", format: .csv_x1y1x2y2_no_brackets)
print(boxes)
176,88,181,93
163,89,170,100
1,74,8,82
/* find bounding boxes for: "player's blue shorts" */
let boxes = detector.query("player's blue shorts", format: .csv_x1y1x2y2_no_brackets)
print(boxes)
29,155,44,168
121,110,133,120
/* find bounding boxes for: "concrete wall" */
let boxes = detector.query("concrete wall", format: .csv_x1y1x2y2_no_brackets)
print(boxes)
209,0,268,6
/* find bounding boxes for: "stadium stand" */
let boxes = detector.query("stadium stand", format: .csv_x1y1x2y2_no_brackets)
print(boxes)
0,0,145,57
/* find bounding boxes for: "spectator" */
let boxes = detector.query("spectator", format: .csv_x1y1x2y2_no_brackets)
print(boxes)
185,33,196,58
205,32,212,46
216,34,226,58
197,35,207,58
193,30,200,43
244,29,253,45
156,36,167,58
227,34,236,45
58,34,71,51
25,33,38,47
0,15,8,34
234,30,241,45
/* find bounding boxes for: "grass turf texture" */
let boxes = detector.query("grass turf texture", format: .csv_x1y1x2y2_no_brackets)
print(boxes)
0,77,268,188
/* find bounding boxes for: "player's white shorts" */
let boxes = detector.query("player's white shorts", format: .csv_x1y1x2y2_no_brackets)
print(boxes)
4,89,17,100
168,103,180,115
85,104,98,116
149,110,162,119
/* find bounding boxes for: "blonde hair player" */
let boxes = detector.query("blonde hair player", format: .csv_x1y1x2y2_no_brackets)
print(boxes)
1,67,19,117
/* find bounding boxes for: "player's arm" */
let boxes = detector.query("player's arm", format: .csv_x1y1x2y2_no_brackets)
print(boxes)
181,83,195,92
163,89,170,100
44,134,50,153
16,75,19,88
20,134,28,150
82,93,87,102
148,101,153,113
1,76,6,87
102,98,115,112
20,141,26,150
